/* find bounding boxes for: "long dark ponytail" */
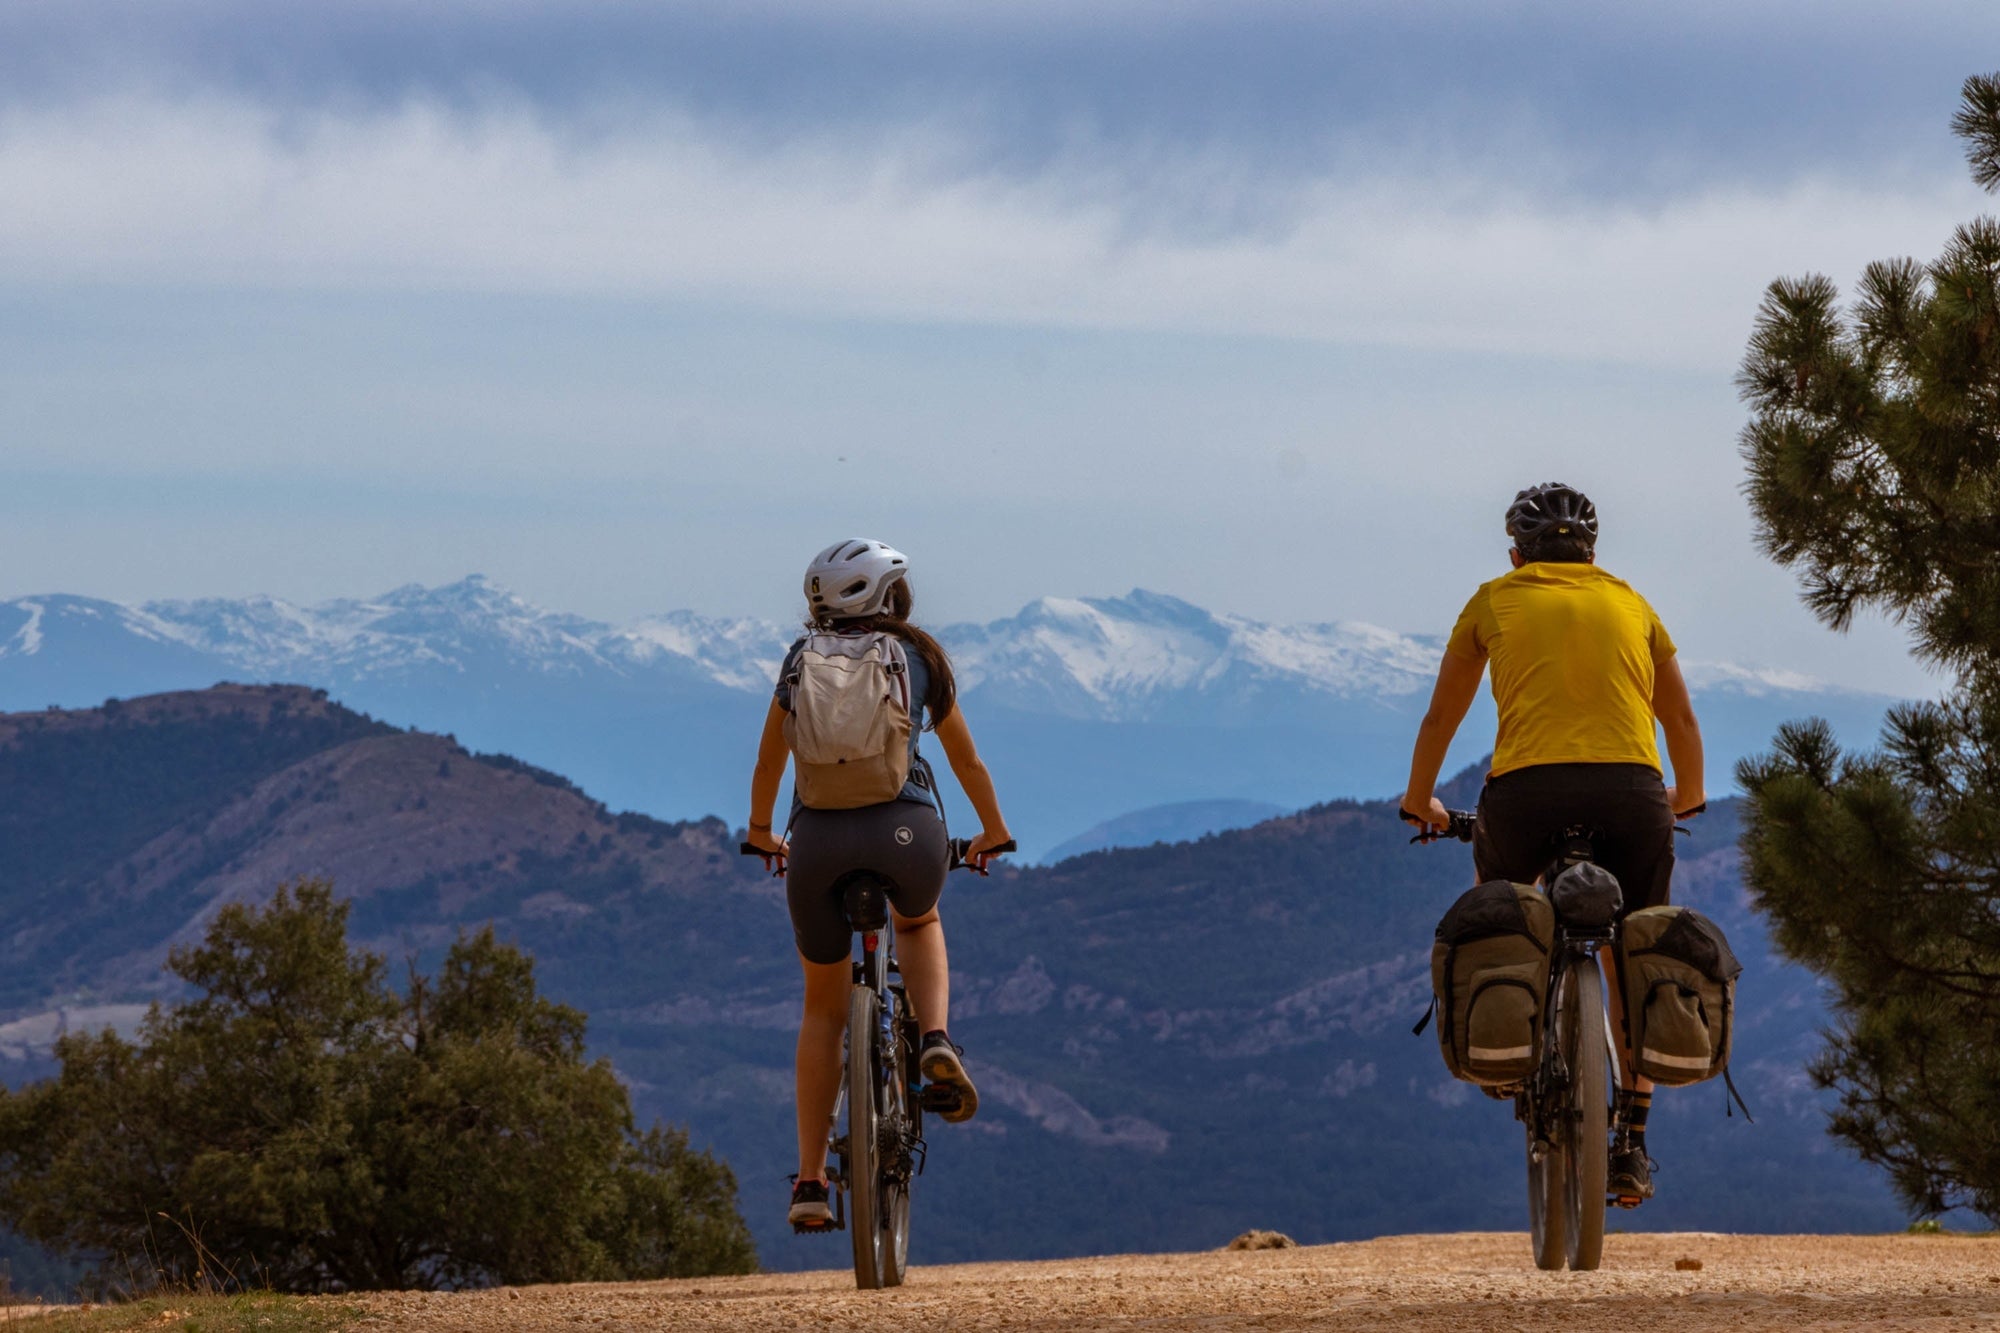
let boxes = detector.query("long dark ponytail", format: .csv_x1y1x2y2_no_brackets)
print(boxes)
813,578,956,727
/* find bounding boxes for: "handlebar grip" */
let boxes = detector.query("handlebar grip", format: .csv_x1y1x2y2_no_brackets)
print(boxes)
739,842,764,856
947,838,1017,869
1402,809,1476,845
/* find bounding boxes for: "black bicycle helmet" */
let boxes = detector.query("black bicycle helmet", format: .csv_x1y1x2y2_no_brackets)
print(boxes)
1505,482,1599,548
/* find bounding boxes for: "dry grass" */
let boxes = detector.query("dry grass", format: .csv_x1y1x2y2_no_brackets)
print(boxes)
24,1294,358,1333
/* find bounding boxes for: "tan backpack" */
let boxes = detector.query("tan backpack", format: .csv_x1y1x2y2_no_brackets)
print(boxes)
783,631,914,810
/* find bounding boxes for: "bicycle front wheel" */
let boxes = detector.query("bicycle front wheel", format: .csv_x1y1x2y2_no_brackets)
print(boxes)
846,986,886,1289
1561,958,1610,1272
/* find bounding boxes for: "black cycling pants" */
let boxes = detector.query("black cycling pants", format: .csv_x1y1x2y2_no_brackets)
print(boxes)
1473,762,1674,912
786,801,948,965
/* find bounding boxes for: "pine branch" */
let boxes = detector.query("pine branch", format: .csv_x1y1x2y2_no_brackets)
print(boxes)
1955,74,2000,193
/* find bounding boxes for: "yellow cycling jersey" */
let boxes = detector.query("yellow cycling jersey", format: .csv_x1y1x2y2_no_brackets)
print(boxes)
1446,561,1677,778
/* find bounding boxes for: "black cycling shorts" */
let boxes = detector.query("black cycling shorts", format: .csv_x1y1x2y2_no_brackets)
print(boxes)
786,801,948,965
1472,762,1674,912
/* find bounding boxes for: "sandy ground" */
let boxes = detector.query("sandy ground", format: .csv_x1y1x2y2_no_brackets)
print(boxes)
353,1232,2000,1331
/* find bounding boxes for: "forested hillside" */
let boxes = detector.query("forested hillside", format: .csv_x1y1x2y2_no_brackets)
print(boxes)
0,686,1902,1278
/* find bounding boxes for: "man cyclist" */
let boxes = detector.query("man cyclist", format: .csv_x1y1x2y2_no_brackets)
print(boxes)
1400,482,1706,1203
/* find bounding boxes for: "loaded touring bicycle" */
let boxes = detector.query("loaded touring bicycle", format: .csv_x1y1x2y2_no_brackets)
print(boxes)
1409,808,1741,1271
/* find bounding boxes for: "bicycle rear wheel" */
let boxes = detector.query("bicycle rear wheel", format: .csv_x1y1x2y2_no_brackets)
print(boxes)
1526,1099,1567,1271
846,986,886,1289
877,997,915,1287
1561,959,1610,1272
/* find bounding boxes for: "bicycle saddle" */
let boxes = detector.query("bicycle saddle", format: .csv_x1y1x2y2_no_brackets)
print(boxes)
840,874,893,932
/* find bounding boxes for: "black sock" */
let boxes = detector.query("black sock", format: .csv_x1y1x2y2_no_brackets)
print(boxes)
922,1028,948,1044
1616,1090,1653,1150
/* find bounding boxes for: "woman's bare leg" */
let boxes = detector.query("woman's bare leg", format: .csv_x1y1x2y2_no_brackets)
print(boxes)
891,907,948,1034
796,955,850,1181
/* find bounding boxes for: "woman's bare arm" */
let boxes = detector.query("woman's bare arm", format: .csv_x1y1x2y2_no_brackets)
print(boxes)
932,708,1011,858
746,698,791,854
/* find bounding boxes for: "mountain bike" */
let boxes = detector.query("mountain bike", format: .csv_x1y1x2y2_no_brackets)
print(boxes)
1408,809,1622,1272
742,834,1014,1289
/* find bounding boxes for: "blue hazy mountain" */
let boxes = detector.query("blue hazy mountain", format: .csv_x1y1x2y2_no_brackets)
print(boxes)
1040,798,1289,863
0,578,1904,859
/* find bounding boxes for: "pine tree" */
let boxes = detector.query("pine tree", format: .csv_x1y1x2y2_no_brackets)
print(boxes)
1736,74,2000,1220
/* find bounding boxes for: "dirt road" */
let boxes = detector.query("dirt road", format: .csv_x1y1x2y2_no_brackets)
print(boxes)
355,1232,2000,1331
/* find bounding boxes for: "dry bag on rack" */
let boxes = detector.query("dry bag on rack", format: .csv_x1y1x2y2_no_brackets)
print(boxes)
1617,905,1741,1086
1431,881,1556,1086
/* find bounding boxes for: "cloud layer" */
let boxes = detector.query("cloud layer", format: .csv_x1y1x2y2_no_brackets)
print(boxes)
0,2,1988,698
1,94,1982,370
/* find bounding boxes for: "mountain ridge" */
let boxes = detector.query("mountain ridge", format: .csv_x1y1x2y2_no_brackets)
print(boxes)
0,577,1881,710
0,577,1905,859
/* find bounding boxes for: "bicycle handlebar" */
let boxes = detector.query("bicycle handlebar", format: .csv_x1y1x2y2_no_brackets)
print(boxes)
737,838,1018,876
1402,808,1476,845
948,837,1016,875
1401,802,1707,847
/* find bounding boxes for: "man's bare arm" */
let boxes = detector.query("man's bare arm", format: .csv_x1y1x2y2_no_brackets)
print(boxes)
1652,655,1706,815
1402,649,1486,827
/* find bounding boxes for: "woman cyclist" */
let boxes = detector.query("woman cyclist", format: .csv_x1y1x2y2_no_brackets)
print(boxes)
744,539,1014,1230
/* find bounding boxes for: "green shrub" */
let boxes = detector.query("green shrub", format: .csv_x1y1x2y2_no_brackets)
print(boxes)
0,881,755,1292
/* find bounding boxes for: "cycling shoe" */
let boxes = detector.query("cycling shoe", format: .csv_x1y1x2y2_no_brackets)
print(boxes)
788,1178,834,1230
919,1031,979,1124
1609,1144,1657,1204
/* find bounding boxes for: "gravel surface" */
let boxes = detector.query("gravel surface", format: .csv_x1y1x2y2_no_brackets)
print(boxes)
354,1232,2000,1331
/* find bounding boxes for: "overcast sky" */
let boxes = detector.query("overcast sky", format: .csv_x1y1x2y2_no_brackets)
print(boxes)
1,0,1993,695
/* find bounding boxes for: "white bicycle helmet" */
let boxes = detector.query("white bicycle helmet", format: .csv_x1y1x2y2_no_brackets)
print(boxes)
804,539,910,620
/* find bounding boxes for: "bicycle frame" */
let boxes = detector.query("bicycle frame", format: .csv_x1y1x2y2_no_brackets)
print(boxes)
827,873,925,1288
1522,929,1605,1136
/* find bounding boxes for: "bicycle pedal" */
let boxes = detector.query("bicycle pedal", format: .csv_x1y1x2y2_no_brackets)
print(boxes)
791,1219,844,1235
919,1085,964,1114
1609,1194,1646,1210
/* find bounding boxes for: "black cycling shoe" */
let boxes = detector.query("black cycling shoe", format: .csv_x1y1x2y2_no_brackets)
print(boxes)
788,1178,834,1230
918,1030,979,1124
1608,1144,1657,1204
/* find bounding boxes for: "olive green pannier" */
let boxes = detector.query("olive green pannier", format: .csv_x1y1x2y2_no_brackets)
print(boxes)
1430,881,1556,1086
1617,905,1741,1086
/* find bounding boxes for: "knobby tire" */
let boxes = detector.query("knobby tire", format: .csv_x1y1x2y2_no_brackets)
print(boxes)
1527,1092,1567,1271
879,997,915,1287
846,986,885,1289
1562,960,1610,1271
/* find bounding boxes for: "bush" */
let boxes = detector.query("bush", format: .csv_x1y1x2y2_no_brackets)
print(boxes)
0,881,755,1292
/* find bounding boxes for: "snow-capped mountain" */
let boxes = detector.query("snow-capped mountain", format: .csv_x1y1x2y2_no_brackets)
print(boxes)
0,576,1901,858
0,578,1446,713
